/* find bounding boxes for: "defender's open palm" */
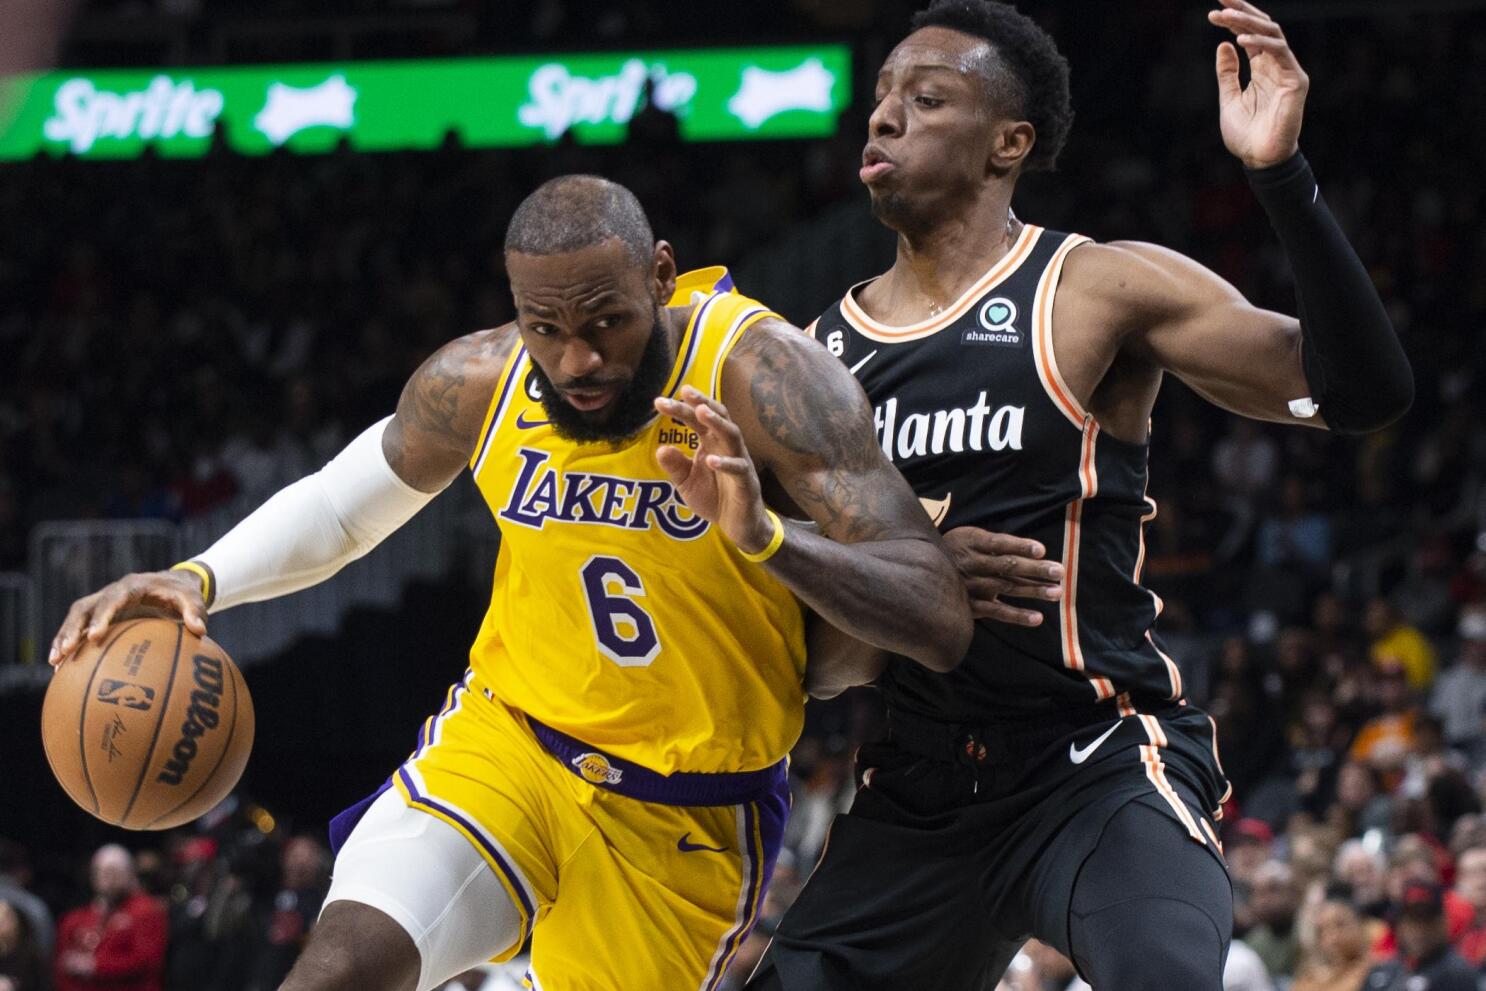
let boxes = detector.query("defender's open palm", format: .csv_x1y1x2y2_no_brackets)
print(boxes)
655,386,774,554
1210,0,1308,168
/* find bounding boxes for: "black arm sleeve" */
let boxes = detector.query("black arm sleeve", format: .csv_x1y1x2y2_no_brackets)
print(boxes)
1246,152,1413,434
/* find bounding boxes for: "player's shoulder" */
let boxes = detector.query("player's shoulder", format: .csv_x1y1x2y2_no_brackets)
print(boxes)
1060,239,1239,315
725,313,827,373
424,323,521,379
1061,239,1187,289
720,312,867,450
400,323,522,452
412,323,520,396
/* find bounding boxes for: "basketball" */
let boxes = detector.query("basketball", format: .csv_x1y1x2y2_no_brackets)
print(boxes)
41,617,254,831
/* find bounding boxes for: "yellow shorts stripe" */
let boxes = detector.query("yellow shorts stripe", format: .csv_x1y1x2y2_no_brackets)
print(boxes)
699,801,768,991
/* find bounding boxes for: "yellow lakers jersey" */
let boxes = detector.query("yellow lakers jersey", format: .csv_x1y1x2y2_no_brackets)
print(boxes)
466,269,806,775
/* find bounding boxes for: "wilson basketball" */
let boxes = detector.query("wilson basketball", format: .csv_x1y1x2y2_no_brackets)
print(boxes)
41,617,254,830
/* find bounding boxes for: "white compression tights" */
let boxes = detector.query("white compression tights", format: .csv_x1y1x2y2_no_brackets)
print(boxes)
322,790,525,991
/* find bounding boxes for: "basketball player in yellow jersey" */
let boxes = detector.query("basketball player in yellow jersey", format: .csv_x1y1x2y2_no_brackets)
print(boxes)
49,175,973,991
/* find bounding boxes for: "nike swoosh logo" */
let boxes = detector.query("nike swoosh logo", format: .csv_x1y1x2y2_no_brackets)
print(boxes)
515,410,550,429
848,350,878,375
1068,721,1122,765
677,832,728,854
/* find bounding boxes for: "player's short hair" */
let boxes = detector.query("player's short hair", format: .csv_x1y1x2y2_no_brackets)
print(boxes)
910,0,1073,172
504,175,655,268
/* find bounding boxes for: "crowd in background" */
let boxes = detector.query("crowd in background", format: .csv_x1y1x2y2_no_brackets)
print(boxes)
0,828,332,991
3,1,1485,989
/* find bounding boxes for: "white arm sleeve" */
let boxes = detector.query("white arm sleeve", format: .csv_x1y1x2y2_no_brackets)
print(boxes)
196,416,443,613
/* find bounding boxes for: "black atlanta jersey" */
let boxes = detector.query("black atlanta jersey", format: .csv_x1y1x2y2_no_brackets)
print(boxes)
810,226,1185,720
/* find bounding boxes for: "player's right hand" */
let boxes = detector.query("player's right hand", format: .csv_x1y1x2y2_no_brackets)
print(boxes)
941,528,1064,627
49,570,208,666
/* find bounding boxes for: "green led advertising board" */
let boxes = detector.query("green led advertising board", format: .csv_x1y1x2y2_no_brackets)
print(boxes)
0,45,850,160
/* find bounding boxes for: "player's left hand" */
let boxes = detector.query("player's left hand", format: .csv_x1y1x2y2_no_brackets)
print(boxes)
655,386,775,555
1209,0,1308,169
942,527,1064,627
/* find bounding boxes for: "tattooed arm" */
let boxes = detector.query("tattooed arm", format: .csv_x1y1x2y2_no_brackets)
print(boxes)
49,327,516,661
384,326,518,489
657,320,971,673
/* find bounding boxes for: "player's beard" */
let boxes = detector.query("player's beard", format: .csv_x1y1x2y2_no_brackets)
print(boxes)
530,302,673,445
868,171,974,241
869,185,945,240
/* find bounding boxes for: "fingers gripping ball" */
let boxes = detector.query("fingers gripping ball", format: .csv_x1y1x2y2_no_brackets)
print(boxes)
42,618,254,830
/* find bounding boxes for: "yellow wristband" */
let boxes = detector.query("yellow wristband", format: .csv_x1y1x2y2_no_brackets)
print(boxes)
739,510,786,564
171,561,214,607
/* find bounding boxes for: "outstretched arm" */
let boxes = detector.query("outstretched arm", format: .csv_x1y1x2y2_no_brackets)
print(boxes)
1145,0,1410,432
49,327,514,663
656,320,972,673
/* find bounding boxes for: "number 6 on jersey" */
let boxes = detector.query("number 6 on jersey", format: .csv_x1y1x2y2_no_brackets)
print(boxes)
580,556,660,666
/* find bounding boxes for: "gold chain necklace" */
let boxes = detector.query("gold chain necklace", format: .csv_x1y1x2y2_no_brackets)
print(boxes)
921,213,1015,318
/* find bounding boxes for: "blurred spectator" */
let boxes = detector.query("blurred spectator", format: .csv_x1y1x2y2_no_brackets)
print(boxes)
1222,939,1275,991
163,836,254,991
1331,763,1395,838
780,738,853,871
1374,835,1476,958
1228,818,1275,886
0,900,47,991
1292,890,1376,991
243,837,330,991
1256,475,1332,578
1212,420,1279,504
1288,693,1350,818
1362,882,1479,991
1333,840,1390,921
1430,605,1486,754
0,843,53,960
1366,599,1438,692
53,846,166,991
1349,663,1420,787
994,941,1089,991
1451,843,1486,967
1243,861,1301,981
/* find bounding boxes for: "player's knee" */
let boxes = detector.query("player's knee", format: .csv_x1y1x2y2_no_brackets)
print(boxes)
1070,897,1226,991
279,902,420,991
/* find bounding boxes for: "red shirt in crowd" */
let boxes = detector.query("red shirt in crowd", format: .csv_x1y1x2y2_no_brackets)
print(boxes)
1371,890,1476,960
52,892,167,991
1458,917,1486,968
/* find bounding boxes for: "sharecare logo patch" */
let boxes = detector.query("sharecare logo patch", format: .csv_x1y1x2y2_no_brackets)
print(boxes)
962,298,1022,347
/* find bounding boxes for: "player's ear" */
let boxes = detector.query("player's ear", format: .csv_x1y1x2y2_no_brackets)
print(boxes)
651,240,678,304
988,120,1036,178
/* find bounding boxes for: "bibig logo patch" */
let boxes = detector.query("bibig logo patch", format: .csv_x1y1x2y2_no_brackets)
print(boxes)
962,297,1022,347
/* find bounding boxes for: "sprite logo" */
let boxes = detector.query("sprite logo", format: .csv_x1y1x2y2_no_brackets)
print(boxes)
5,46,849,161
518,59,698,140
43,75,224,153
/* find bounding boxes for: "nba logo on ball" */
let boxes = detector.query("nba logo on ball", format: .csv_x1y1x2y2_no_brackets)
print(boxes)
963,298,1021,347
96,679,155,711
572,752,623,786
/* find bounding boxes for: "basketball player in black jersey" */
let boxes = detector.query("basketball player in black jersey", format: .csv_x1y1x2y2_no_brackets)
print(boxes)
747,1,1411,989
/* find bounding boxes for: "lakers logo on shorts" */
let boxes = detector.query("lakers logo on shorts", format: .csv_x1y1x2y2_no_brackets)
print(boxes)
572,752,623,786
